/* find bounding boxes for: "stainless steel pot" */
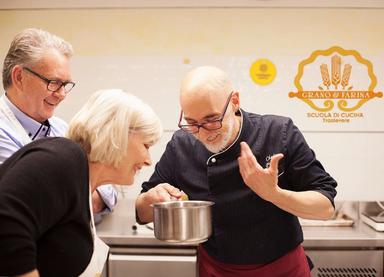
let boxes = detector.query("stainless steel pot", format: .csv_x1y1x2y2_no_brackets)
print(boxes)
152,200,214,243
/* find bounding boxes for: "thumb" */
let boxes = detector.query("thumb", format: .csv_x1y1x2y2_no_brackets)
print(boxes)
269,153,284,174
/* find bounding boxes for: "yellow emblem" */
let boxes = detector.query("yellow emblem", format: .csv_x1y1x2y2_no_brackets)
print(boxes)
289,46,382,113
250,59,276,86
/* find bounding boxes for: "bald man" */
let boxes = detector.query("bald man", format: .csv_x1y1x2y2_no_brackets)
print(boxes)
136,66,337,276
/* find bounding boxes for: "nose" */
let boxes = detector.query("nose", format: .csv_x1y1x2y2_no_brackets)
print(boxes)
196,126,211,140
144,160,152,166
143,150,152,167
52,87,67,100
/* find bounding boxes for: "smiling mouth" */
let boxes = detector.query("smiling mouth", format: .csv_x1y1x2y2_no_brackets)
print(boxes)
44,99,57,106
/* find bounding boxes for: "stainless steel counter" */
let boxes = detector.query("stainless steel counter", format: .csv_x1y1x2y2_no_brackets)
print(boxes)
97,198,198,277
97,198,384,249
98,199,384,276
97,197,198,247
303,223,384,249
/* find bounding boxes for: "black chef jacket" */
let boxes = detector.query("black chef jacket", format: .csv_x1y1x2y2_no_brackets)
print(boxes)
141,109,337,264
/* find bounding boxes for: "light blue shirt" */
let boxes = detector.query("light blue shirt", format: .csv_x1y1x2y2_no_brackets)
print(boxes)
0,94,67,162
0,94,117,214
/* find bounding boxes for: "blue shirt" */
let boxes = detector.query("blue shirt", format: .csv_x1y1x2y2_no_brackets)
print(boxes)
0,94,67,163
0,94,117,214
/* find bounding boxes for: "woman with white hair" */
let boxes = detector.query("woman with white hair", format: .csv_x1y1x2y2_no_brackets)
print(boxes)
0,89,162,277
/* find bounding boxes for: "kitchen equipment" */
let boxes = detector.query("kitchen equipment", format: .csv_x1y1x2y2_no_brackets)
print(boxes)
98,198,199,277
299,212,354,227
306,250,383,276
108,245,197,277
361,212,384,231
152,200,214,243
108,222,198,277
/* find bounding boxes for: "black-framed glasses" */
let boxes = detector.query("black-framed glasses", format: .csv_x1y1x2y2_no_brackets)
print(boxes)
23,67,75,93
178,91,233,134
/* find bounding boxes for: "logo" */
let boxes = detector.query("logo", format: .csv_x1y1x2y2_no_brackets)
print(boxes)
250,59,276,86
289,46,382,123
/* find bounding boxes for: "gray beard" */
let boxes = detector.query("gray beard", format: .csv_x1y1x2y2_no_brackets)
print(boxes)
201,115,235,153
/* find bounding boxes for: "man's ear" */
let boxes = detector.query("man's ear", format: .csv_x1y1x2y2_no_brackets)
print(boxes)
11,65,24,92
231,91,240,111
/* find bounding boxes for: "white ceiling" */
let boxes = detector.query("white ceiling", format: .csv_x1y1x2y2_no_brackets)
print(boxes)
1,0,384,9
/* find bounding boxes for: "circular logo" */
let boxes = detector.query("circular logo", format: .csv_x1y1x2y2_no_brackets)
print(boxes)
250,59,277,86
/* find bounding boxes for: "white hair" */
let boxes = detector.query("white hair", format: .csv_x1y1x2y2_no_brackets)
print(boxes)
2,28,73,89
67,89,163,167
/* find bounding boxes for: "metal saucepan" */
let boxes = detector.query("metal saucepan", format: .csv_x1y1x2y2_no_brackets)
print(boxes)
151,200,214,243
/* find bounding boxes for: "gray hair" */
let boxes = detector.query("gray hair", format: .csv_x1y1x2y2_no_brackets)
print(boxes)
67,89,163,167
2,28,73,90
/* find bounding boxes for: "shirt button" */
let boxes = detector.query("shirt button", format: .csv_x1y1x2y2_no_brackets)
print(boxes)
211,158,216,163
42,128,46,131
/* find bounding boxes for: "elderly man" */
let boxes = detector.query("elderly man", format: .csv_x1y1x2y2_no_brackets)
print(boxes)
0,28,116,214
136,66,337,276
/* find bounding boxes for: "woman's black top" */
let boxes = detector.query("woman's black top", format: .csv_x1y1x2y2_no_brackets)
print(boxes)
0,137,93,277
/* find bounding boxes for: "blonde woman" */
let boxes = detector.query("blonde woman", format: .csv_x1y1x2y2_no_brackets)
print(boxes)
0,89,162,277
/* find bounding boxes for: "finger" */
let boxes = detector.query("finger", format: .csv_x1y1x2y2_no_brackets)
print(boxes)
237,155,246,169
240,142,253,157
240,142,263,170
145,187,170,203
156,190,172,202
148,184,172,202
238,159,253,179
159,183,182,198
269,153,284,175
238,156,246,175
240,142,255,167
238,155,252,178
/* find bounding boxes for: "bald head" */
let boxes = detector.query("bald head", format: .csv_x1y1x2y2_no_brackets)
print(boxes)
180,66,233,106
178,66,241,153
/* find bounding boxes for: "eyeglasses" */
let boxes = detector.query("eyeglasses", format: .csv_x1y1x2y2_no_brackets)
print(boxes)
178,91,233,134
23,67,75,93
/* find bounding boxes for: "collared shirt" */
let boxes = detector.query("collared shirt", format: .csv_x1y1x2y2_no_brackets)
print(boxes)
141,109,337,265
0,94,67,163
0,93,117,214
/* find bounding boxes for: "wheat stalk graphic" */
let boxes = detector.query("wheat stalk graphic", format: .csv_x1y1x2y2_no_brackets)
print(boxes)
341,64,352,90
320,64,331,90
331,55,341,89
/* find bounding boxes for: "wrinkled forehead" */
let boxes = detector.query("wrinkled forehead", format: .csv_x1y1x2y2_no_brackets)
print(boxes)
31,50,72,81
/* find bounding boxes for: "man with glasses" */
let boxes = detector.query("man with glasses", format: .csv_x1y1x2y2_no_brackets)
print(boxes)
0,28,116,216
136,66,337,276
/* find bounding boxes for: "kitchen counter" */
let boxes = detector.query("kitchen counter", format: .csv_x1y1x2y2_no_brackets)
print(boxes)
97,198,384,249
302,223,384,248
97,197,198,247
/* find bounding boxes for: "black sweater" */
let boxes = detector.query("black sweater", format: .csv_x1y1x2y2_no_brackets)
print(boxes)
0,137,93,277
141,110,337,264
